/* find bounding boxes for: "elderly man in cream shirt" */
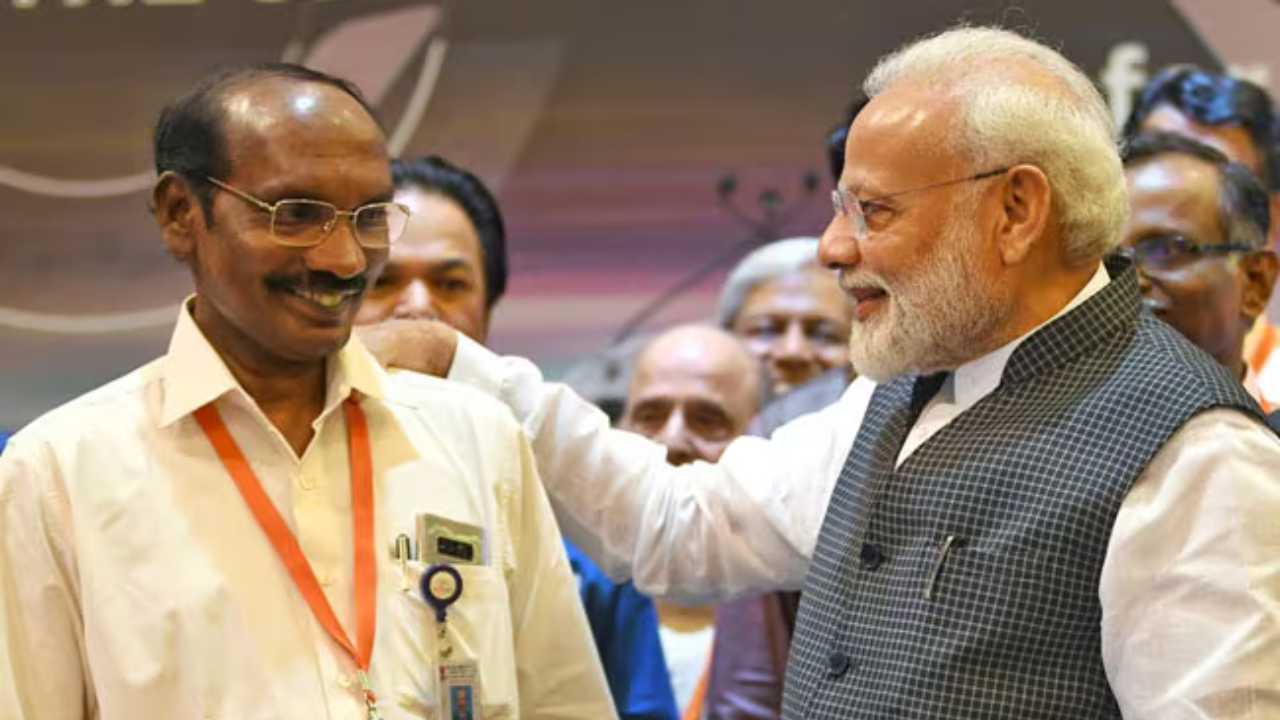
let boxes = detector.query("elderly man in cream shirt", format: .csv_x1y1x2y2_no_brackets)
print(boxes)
0,63,614,720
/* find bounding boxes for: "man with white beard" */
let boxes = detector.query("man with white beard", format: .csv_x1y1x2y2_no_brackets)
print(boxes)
367,25,1280,720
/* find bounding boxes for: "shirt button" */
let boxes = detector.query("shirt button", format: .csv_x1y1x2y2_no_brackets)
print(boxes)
319,572,335,588
297,473,317,491
337,672,354,689
827,650,853,679
859,542,885,570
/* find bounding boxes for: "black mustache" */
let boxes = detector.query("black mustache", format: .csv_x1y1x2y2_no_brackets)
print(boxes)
267,272,368,295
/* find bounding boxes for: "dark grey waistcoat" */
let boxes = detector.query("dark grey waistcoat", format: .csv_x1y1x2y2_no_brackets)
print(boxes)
783,257,1262,719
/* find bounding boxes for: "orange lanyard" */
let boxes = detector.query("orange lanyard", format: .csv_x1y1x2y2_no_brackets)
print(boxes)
194,399,380,714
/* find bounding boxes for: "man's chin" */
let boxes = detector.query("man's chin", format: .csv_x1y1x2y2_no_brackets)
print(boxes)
848,350,914,384
279,323,355,362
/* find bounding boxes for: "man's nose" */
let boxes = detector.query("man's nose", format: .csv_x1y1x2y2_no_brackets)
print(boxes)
655,413,697,466
306,219,368,280
818,214,863,270
394,279,440,320
773,322,815,361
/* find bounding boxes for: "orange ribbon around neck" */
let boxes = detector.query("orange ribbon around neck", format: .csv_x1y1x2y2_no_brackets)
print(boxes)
195,398,380,716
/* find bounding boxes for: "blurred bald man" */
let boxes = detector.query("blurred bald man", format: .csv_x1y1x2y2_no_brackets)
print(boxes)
622,325,761,467
619,325,761,719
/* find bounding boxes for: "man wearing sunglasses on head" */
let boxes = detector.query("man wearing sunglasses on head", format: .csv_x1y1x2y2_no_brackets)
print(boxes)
1120,131,1279,427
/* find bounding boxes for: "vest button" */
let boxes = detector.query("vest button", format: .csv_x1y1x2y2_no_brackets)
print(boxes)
859,542,884,570
826,650,853,679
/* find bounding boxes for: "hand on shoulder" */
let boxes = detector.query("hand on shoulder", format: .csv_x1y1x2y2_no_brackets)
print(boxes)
356,319,459,377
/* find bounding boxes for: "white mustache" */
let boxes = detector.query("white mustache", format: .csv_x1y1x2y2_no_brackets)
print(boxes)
836,270,890,294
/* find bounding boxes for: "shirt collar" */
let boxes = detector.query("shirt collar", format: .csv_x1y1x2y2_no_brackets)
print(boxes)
159,297,387,428
944,262,1111,407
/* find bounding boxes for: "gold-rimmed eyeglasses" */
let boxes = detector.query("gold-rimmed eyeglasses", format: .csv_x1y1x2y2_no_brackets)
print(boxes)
831,167,1011,240
203,176,411,249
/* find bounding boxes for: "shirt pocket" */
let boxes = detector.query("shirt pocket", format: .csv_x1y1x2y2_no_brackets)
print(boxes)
918,540,1099,647
382,561,518,719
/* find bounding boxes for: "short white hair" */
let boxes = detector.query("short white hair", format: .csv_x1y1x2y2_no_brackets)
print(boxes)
864,25,1127,266
716,237,820,327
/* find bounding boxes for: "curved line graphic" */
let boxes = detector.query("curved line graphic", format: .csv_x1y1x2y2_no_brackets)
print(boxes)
0,305,179,334
388,37,449,156
0,167,155,198
0,4,446,334
0,4,443,199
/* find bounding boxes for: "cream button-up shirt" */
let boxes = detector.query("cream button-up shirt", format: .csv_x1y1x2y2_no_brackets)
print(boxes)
0,307,616,720
450,263,1280,719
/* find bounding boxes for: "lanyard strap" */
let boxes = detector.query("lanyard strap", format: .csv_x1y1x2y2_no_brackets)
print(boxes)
194,399,378,673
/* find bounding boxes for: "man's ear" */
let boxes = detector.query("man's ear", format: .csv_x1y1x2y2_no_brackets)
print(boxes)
152,172,203,263
1241,249,1279,319
993,164,1052,266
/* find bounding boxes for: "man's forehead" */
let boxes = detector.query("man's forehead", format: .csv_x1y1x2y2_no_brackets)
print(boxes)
219,79,383,154
633,339,749,385
1124,157,1223,239
216,84,390,197
841,87,960,187
627,371,744,419
742,266,843,310
1127,153,1220,194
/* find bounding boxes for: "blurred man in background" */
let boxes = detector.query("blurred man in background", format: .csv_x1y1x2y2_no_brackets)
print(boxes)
1124,66,1280,413
1121,132,1278,422
717,237,851,397
618,324,762,720
358,155,678,720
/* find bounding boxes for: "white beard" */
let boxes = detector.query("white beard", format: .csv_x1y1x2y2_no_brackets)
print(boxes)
842,216,1013,382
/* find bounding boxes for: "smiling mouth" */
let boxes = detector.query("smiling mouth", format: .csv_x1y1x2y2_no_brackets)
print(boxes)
843,287,888,321
286,285,361,312
848,286,887,305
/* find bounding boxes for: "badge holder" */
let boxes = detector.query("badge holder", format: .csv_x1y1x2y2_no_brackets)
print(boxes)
422,564,483,720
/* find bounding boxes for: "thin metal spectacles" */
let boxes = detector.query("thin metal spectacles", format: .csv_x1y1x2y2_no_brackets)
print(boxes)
1115,233,1257,273
204,176,411,249
831,167,1011,240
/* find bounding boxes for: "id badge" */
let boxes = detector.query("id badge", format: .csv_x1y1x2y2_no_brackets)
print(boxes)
439,660,482,720
417,513,485,566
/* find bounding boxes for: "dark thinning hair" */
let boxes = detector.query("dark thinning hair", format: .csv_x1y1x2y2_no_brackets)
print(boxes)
1123,131,1271,251
825,94,871,183
153,62,379,220
391,156,509,309
1122,65,1280,190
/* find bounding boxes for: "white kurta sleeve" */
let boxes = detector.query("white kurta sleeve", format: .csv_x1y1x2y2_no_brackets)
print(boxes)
448,334,865,604
1101,409,1280,719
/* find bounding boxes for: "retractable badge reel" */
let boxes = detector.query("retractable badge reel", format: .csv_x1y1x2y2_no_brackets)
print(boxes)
420,564,481,720
421,563,463,654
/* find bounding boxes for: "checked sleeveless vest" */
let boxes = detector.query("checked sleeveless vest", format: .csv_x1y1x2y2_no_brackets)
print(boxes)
782,256,1261,719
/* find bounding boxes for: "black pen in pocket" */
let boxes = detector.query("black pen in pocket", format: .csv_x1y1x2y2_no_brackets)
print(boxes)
924,534,967,600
